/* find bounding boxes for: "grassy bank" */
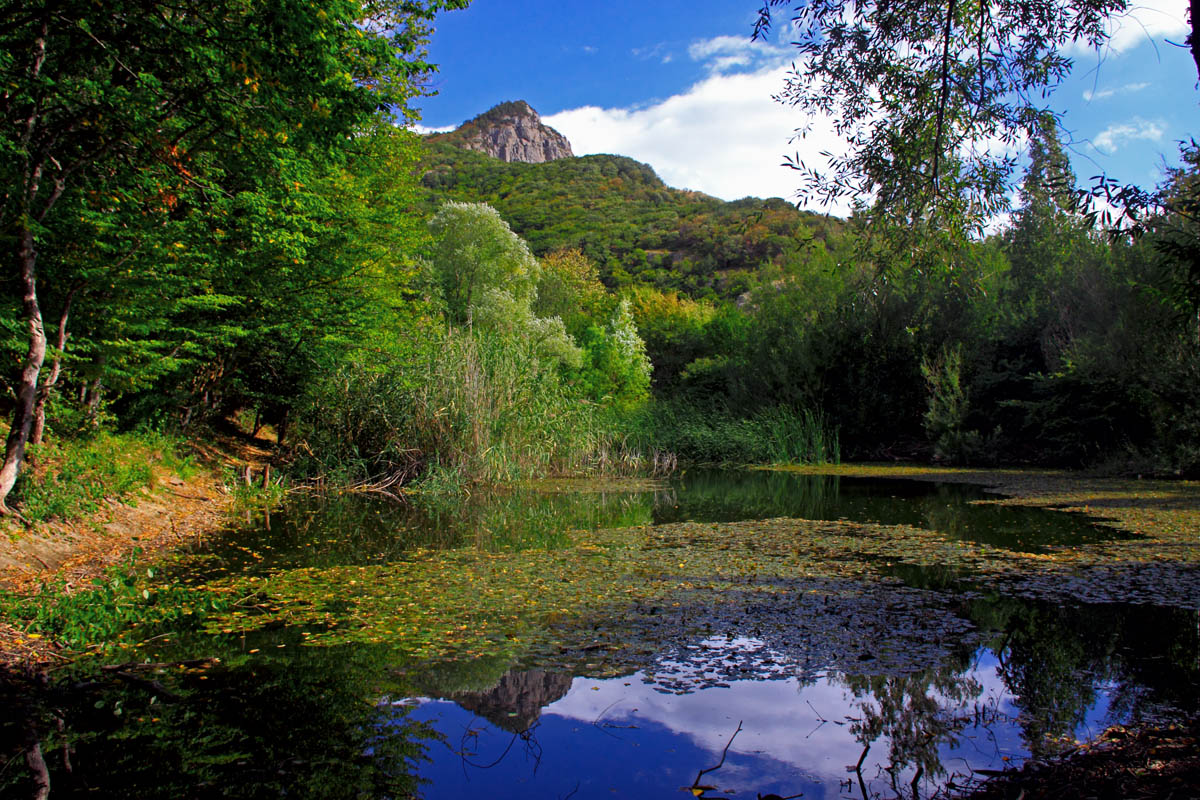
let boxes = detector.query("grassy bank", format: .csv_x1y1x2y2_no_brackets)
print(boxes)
0,425,277,668
5,430,198,525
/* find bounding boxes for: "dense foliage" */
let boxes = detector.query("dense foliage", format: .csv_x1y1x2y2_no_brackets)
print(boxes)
0,0,467,508
2,0,1198,521
421,114,1200,471
419,139,844,299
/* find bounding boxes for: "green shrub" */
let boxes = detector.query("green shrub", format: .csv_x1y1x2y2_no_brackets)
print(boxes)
921,345,981,464
8,430,194,522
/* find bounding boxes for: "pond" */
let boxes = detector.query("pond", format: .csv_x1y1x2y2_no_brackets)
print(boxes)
3,470,1198,799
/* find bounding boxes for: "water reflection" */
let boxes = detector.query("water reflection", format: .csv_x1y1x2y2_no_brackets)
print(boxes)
194,471,1124,585
402,599,1197,800
656,471,1129,552
193,487,655,576
0,644,438,799
4,598,1196,799
403,657,1015,799
3,472,1192,798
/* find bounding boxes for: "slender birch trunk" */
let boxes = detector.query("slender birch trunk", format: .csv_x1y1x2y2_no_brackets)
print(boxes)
31,287,77,446
0,225,48,512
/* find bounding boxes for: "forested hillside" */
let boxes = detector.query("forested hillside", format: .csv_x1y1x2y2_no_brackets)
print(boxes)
420,138,844,299
420,114,1200,470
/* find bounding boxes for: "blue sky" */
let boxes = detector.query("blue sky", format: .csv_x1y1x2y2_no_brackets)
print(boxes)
416,0,1197,215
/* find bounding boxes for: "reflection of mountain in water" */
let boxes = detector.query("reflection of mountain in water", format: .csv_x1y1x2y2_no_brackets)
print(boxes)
450,669,573,733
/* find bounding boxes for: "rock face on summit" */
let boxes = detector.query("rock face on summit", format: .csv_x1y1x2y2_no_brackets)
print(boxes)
435,101,574,164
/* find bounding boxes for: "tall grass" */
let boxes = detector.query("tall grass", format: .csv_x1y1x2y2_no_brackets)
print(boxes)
291,329,653,489
412,331,601,483
291,330,837,489
633,401,839,466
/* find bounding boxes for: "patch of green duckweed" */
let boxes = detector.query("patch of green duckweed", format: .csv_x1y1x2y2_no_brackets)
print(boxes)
198,470,1200,672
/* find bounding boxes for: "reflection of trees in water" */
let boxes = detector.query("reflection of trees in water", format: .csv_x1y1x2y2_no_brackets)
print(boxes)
206,488,658,573
652,470,841,523
968,598,1200,757
415,487,654,550
650,471,1112,552
836,661,984,797
1,646,437,799
622,589,1198,797
816,597,1199,797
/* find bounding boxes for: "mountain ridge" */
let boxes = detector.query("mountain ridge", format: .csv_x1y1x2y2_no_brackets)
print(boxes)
429,100,574,164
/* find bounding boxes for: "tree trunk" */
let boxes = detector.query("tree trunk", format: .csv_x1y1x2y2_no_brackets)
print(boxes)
31,287,77,447
24,740,51,800
85,375,104,426
0,225,48,513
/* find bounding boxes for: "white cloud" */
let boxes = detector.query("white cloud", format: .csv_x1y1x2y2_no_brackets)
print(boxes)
1068,0,1189,56
1092,117,1166,153
543,656,1024,795
581,45,598,55
687,34,788,73
632,42,674,64
1082,81,1151,101
544,63,851,213
686,35,744,60
411,122,456,135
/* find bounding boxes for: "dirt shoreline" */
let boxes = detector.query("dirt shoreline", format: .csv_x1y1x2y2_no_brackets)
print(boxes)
0,467,236,669
0,424,278,670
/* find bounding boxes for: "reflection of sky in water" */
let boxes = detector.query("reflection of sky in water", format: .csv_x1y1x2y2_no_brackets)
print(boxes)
398,644,1123,800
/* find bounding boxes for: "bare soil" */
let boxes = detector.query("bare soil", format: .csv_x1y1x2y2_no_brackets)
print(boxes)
0,423,275,670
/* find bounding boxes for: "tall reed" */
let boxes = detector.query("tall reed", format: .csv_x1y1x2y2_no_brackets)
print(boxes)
290,328,655,488
633,401,839,465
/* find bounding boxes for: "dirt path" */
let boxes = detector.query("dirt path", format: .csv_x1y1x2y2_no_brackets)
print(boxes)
0,427,276,669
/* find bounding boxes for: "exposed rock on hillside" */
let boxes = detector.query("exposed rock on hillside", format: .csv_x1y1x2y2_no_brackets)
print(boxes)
431,100,574,164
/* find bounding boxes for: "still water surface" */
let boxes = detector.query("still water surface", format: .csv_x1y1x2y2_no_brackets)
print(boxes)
5,471,1197,799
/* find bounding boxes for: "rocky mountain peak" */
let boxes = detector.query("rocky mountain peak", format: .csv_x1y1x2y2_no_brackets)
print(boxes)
432,100,574,164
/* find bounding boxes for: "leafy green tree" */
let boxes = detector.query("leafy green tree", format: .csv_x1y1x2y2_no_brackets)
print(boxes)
574,299,652,408
428,202,541,327
427,202,581,366
625,287,717,391
160,124,434,438
920,344,981,463
0,0,465,510
1148,143,1200,337
533,248,611,337
753,0,1145,230
1004,117,1095,315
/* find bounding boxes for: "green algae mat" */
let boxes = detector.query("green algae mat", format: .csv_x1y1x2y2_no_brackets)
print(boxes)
172,467,1200,673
